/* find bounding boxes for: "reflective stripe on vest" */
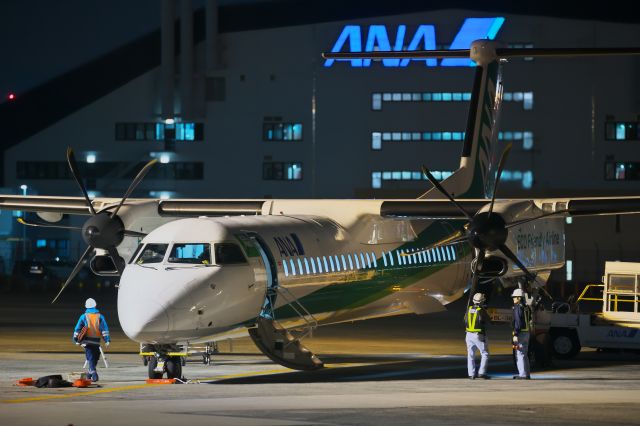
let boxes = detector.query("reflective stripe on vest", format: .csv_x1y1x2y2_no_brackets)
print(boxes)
466,307,483,332
522,306,531,332
86,313,101,338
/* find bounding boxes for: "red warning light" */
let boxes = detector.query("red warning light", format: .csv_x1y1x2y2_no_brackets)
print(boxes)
8,93,15,101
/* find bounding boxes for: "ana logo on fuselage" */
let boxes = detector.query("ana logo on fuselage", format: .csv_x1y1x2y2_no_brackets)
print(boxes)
274,233,305,257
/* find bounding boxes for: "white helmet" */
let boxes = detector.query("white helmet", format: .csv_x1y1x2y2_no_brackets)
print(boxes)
85,298,97,309
472,293,486,304
511,288,525,298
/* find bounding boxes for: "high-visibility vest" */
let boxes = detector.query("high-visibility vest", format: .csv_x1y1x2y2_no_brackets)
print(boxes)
85,313,101,338
522,306,532,332
466,306,485,333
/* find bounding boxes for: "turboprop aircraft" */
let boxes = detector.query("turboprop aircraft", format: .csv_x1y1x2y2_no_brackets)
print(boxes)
2,40,640,379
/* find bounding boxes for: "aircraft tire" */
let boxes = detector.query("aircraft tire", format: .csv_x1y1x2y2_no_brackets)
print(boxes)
166,357,182,379
147,356,163,379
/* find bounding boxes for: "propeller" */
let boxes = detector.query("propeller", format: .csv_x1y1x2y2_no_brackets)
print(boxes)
45,148,155,303
416,142,569,306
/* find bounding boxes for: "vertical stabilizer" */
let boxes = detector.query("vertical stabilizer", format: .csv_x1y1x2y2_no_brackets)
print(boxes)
420,41,503,200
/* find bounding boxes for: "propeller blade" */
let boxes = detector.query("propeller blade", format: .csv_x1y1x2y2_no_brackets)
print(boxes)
51,245,93,304
124,229,147,238
488,142,513,218
17,217,82,231
401,230,467,256
111,159,158,217
66,147,97,215
421,166,473,220
505,209,570,229
498,244,537,282
467,250,485,309
107,247,125,276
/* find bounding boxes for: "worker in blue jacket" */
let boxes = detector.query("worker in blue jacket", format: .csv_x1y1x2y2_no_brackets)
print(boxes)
73,298,110,381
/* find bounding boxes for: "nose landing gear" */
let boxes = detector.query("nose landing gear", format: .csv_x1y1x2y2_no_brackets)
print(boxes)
140,344,186,379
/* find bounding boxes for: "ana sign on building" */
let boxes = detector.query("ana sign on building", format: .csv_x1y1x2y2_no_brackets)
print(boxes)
324,17,504,67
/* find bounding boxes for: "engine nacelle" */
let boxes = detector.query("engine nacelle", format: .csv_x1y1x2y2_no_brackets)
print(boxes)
473,255,509,278
90,254,124,276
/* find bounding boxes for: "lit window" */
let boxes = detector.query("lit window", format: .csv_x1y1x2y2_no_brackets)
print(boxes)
289,259,296,275
372,93,382,110
372,132,382,150
36,239,47,248
436,248,442,262
372,172,382,189
382,93,392,101
402,93,411,101
347,254,354,270
462,92,472,101
360,253,367,268
396,251,402,265
392,132,401,141
341,255,347,270
392,93,401,101
432,93,442,101
304,258,310,274
310,257,317,274
382,251,387,267
354,253,361,269
422,93,432,101
365,252,372,268
616,123,626,140
523,132,533,150
503,92,513,101
382,132,391,141
566,217,573,225
442,92,452,101
523,92,533,110
405,250,412,265
287,163,303,180
411,132,421,141
412,93,421,101
317,257,324,273
329,256,335,272
370,252,377,268
566,260,573,281
283,259,289,276
334,255,341,272
389,250,394,266
292,124,303,140
522,171,533,189
402,132,411,141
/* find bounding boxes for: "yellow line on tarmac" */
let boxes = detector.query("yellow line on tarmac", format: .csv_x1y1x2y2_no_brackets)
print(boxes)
2,383,159,404
2,363,373,404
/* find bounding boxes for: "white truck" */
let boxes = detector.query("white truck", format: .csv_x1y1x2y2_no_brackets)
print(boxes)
542,261,640,358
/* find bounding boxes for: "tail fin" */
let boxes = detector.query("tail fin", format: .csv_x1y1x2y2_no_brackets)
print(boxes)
420,43,503,200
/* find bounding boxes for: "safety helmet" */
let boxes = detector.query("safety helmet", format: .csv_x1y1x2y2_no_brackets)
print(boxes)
511,288,525,298
472,293,486,304
85,298,97,309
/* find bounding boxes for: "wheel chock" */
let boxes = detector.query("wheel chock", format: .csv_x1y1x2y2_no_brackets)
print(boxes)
146,378,177,385
72,379,92,388
15,377,35,386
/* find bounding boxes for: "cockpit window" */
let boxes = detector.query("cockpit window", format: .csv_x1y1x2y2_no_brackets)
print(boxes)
168,243,211,264
136,244,168,264
129,243,144,264
214,243,247,265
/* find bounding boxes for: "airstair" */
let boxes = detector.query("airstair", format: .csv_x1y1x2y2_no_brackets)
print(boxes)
248,286,323,370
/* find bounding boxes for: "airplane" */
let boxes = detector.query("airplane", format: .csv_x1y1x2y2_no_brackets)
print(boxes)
2,40,640,379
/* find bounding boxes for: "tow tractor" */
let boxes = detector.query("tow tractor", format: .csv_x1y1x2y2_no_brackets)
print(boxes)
541,261,640,358
488,261,640,361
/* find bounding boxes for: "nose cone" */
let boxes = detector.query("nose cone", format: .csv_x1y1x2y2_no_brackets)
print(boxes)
118,298,170,342
118,268,170,342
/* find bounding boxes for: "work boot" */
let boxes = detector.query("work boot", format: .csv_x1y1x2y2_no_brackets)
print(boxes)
478,374,491,380
469,375,476,380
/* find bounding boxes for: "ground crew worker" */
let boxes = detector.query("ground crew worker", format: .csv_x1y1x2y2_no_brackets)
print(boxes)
464,293,491,379
73,298,110,381
511,288,531,379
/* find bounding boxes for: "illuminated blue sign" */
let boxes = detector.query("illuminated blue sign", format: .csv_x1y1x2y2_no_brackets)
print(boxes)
324,17,505,68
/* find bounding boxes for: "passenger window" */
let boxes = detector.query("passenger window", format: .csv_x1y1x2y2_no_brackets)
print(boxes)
136,243,168,264
347,254,354,270
297,258,304,274
283,259,289,277
289,258,297,275
214,243,246,265
382,251,387,267
370,252,377,268
169,243,211,264
341,255,347,270
310,257,317,274
323,256,329,272
354,253,360,269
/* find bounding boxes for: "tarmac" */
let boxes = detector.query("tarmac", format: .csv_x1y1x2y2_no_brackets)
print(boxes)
1,291,640,425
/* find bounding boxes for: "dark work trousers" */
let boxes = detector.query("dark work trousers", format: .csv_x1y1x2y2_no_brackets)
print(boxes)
84,344,101,374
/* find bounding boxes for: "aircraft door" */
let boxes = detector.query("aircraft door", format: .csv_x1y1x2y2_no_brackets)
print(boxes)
242,232,278,318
